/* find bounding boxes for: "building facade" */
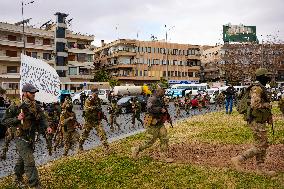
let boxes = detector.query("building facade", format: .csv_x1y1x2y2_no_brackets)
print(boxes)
0,16,95,95
94,39,201,85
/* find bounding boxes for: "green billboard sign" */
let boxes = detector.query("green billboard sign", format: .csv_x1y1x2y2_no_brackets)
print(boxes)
223,24,257,43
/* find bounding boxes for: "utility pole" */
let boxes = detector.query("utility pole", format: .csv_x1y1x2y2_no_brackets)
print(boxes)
21,0,35,55
164,25,175,81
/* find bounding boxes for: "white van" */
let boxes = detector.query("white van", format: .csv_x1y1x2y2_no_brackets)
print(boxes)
98,89,110,104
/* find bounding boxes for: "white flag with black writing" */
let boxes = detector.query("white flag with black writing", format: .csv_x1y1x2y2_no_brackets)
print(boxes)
20,54,61,103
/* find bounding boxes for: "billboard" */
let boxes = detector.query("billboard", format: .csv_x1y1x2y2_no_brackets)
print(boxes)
223,24,257,43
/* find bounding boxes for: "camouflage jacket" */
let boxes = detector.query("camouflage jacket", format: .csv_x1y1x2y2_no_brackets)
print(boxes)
84,96,102,120
59,110,78,132
147,95,164,118
16,98,48,141
250,82,272,123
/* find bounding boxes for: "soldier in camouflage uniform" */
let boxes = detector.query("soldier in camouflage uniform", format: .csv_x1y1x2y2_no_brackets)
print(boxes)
0,99,20,160
174,97,181,118
215,91,225,110
53,98,71,151
184,93,192,114
78,87,109,151
131,85,174,163
59,99,80,156
13,84,52,188
45,105,60,155
131,97,143,128
231,68,275,176
108,98,121,132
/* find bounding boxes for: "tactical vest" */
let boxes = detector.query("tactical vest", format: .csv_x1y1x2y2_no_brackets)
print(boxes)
237,83,271,123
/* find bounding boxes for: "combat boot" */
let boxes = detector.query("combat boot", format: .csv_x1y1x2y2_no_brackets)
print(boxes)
231,155,244,171
256,164,276,177
131,147,139,159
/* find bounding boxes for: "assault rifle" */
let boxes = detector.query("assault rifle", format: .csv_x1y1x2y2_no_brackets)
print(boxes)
162,106,173,128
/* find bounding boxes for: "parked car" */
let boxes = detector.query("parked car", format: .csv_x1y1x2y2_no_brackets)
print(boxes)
98,89,110,104
117,95,148,114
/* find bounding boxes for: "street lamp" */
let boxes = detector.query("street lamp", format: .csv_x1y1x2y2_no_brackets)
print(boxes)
164,25,175,81
21,0,35,54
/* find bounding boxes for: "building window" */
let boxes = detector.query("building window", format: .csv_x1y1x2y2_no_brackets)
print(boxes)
68,54,76,61
31,52,37,58
56,27,66,38
27,36,35,44
43,38,51,45
136,70,138,76
77,53,86,62
43,53,51,60
178,71,181,77
69,67,77,75
6,50,17,57
7,66,17,73
26,52,31,57
188,72,193,77
173,60,177,65
8,35,17,41
163,71,166,77
140,70,143,76
144,70,148,76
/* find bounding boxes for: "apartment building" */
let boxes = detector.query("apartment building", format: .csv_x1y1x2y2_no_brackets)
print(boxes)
201,44,284,84
94,39,201,85
0,19,95,95
201,45,224,82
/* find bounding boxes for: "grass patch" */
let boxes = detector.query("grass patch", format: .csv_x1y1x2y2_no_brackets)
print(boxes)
0,105,283,188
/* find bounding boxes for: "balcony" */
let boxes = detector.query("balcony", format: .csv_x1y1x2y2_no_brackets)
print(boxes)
68,74,94,80
0,39,23,48
0,56,20,62
68,48,94,54
0,73,20,79
110,51,136,57
0,39,54,51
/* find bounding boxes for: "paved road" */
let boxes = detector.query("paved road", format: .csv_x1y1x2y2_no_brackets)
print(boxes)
0,103,219,178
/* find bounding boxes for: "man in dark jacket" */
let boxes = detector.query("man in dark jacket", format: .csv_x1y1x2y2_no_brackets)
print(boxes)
12,84,52,188
225,84,236,114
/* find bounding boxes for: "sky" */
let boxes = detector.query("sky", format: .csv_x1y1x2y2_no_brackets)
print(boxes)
0,0,283,47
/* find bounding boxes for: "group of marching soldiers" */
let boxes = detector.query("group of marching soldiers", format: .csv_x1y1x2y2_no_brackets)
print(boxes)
0,87,145,160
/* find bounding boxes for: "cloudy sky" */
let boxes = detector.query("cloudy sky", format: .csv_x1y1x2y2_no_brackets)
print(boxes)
1,0,283,46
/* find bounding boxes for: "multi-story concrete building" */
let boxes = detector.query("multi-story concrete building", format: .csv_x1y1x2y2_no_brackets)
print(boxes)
94,39,201,85
0,17,95,95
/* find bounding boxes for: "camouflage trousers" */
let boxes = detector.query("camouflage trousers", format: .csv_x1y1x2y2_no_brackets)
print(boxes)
110,114,120,131
136,124,169,153
63,130,79,156
132,113,143,126
1,127,14,159
14,138,39,187
79,120,109,148
240,121,268,164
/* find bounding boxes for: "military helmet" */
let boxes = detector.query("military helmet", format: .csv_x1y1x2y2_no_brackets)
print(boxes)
255,68,272,77
61,98,73,109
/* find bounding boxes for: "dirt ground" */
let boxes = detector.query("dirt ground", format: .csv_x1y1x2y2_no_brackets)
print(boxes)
147,142,284,173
